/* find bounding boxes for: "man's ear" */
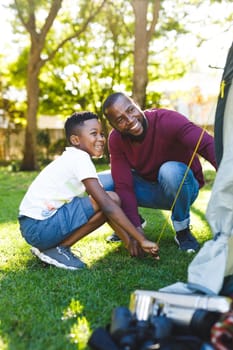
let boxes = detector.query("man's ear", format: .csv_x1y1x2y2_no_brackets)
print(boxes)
70,134,80,146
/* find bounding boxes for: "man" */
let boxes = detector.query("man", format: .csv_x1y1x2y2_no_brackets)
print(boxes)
102,92,217,253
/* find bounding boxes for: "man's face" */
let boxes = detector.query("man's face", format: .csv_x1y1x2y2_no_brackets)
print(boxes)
105,95,145,136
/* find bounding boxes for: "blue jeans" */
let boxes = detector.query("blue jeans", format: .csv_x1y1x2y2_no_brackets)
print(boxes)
19,196,95,250
98,161,199,231
98,170,115,191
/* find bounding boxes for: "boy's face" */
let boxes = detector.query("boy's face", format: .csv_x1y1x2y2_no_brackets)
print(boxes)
70,119,106,157
105,95,145,136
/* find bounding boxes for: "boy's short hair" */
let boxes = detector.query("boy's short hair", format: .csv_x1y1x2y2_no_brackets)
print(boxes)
64,111,98,143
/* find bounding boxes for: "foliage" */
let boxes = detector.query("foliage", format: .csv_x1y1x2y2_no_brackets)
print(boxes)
5,0,231,119
48,137,67,157
0,0,232,166
0,165,216,349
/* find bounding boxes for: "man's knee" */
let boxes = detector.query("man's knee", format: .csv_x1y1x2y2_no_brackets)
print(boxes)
98,170,115,191
158,161,186,183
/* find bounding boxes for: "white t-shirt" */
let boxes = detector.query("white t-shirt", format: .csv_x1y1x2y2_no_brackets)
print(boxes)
19,147,99,220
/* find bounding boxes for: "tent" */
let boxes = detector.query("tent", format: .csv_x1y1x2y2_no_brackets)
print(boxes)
187,41,233,294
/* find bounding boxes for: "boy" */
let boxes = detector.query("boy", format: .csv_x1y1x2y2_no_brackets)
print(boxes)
18,111,159,270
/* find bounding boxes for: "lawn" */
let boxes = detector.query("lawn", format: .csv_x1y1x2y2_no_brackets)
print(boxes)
0,164,216,350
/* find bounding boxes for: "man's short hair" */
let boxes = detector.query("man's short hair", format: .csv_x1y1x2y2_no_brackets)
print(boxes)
64,111,98,143
102,92,129,116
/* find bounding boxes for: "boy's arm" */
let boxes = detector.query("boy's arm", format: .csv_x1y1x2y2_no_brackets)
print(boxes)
83,178,159,259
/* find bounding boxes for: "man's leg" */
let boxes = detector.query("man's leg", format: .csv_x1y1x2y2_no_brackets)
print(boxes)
157,161,199,231
98,169,115,191
133,161,200,252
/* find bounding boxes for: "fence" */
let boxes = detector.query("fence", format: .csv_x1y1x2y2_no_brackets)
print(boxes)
0,128,64,162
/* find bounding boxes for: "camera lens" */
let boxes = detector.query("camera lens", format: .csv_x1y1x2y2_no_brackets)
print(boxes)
150,315,173,339
110,307,133,336
190,309,221,340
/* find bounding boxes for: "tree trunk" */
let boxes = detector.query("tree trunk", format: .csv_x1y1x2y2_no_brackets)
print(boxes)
132,0,149,108
15,0,106,170
20,48,41,171
132,0,160,108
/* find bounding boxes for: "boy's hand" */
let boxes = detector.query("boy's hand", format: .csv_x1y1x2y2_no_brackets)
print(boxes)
127,239,144,257
140,239,160,260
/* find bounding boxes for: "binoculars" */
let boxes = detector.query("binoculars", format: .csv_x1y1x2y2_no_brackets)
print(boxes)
109,290,232,350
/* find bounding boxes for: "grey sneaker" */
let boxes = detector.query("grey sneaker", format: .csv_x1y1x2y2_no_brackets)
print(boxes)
174,227,200,253
106,216,147,243
31,246,86,270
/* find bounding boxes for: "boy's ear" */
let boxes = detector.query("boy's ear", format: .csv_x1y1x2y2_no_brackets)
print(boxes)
70,134,80,146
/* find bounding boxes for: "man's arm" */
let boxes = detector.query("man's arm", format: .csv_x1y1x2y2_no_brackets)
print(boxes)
163,110,217,170
108,132,142,227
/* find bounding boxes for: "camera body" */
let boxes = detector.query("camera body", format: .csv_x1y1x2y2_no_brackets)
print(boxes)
109,290,232,350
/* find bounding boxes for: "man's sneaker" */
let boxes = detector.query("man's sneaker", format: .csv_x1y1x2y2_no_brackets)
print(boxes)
106,215,147,243
140,217,147,229
174,227,200,253
30,246,86,270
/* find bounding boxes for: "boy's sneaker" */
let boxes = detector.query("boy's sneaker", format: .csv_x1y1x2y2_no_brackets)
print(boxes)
106,216,147,243
174,227,200,253
30,246,86,270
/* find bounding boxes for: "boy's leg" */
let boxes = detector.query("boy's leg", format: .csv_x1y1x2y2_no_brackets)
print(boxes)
60,210,106,246
30,211,106,270
23,196,108,270
28,191,125,269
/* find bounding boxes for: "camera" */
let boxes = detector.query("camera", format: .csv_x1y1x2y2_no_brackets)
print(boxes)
108,290,232,350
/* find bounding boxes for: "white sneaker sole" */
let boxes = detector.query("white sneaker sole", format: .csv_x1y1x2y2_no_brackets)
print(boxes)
30,247,79,270
141,220,147,229
174,237,196,253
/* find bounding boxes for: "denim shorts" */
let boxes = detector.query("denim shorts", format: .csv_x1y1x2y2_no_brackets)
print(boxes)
18,196,95,250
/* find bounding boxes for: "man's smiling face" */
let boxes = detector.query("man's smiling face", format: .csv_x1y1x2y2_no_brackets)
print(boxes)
105,95,145,137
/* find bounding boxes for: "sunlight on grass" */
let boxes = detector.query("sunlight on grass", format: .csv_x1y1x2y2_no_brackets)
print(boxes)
62,299,84,320
69,317,91,349
0,223,31,271
62,299,91,348
72,222,120,267
0,166,217,350
191,188,213,242
0,337,8,350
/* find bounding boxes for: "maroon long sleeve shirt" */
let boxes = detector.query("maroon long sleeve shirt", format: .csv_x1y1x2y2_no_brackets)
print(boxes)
108,108,217,227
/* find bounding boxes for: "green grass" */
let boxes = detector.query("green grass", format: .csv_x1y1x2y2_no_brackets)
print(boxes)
0,165,216,350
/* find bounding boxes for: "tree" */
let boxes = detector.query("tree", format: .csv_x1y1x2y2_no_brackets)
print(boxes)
132,0,233,107
6,0,232,167
12,0,106,170
132,0,160,107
